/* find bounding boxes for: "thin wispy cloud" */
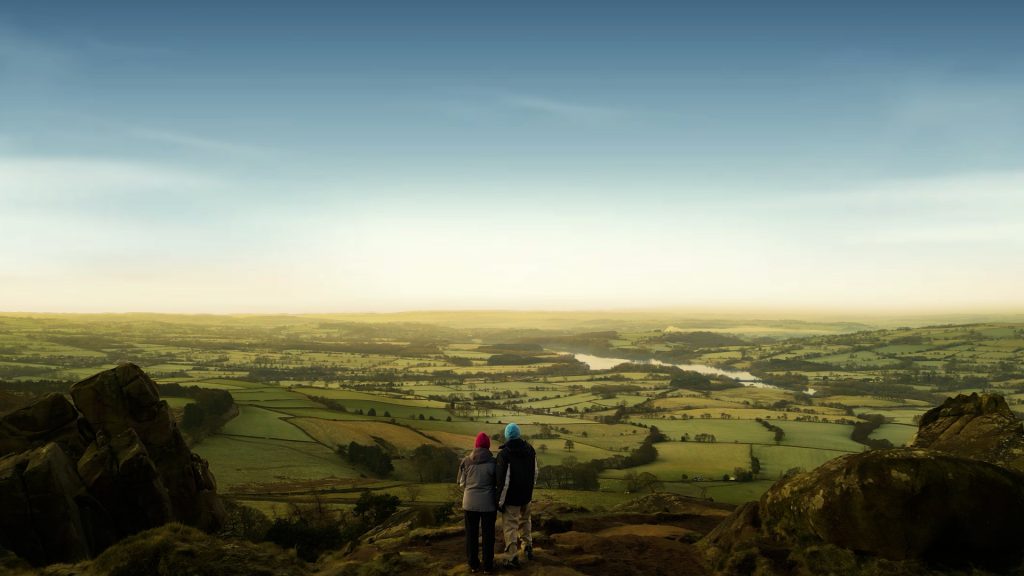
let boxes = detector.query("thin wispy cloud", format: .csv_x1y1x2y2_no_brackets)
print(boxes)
127,127,270,157
501,94,625,125
806,171,1024,206
0,156,222,202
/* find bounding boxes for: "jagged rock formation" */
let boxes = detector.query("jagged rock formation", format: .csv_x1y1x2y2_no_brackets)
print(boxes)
71,365,225,530
0,393,90,459
910,392,1024,472
0,444,95,565
703,394,1024,574
0,364,224,566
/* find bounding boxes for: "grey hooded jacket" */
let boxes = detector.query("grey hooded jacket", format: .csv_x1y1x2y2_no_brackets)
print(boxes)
457,447,497,512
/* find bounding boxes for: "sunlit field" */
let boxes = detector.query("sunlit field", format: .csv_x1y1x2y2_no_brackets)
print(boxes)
1,313,1021,509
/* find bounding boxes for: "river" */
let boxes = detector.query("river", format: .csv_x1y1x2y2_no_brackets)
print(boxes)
567,352,816,395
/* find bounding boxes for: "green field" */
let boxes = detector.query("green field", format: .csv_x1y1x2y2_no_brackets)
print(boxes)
752,445,849,479
1,313,1021,514
602,442,751,481
193,435,360,490
219,405,316,442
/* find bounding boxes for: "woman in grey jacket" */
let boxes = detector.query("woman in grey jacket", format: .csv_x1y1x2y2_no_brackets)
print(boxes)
458,432,498,573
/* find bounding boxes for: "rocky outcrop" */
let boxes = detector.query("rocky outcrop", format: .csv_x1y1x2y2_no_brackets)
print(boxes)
703,393,1024,574
0,443,93,565
0,393,91,460
76,428,174,535
71,364,224,530
0,364,225,566
910,392,1024,472
703,448,1024,573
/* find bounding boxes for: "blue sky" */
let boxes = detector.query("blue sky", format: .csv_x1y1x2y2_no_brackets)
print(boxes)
2,1,1023,313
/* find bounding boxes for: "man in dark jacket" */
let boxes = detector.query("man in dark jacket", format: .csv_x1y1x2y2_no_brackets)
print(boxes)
495,422,538,568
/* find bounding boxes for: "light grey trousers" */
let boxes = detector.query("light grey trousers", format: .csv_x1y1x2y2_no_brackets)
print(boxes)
501,503,532,557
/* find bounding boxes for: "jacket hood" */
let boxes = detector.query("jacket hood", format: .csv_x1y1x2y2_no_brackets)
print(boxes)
471,446,495,463
499,438,532,454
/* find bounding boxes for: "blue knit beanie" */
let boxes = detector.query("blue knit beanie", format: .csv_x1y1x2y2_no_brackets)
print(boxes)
504,422,521,440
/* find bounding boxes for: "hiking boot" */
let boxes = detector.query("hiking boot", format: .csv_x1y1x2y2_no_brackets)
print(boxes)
524,545,534,561
503,556,521,569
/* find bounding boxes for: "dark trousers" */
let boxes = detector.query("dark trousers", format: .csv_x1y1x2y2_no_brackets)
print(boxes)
464,510,497,569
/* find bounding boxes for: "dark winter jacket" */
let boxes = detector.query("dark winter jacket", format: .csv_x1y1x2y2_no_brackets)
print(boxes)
496,438,538,508
458,447,497,512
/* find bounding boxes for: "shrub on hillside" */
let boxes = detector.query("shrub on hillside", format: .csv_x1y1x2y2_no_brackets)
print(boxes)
264,497,344,562
219,499,271,542
409,445,459,482
353,490,401,527
337,442,394,477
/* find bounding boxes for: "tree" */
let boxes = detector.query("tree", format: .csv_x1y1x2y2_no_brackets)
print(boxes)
181,403,207,431
733,468,754,482
354,490,401,526
647,426,668,443
623,471,663,493
538,460,599,490
636,472,663,493
564,439,575,452
339,442,393,477
410,444,460,482
264,494,342,562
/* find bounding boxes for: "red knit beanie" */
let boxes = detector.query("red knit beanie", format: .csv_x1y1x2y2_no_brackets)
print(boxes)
475,432,491,449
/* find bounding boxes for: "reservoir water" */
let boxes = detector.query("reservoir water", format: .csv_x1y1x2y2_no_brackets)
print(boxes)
570,352,760,380
567,352,816,394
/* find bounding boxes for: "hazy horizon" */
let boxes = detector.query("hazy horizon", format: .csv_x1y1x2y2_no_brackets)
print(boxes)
3,2,1023,313
2,307,1023,325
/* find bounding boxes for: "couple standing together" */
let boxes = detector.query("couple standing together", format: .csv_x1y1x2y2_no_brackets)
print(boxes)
457,422,538,573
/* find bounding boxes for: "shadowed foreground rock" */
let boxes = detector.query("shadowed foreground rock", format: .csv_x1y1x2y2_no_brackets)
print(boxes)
0,364,225,566
0,444,92,565
703,448,1024,573
911,392,1024,472
0,524,309,576
0,393,90,460
71,364,224,530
